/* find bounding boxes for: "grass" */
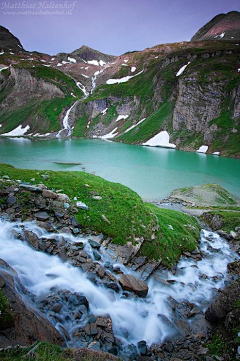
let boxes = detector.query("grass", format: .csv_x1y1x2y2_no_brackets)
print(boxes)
139,205,200,267
117,101,173,144
72,115,89,137
0,289,14,331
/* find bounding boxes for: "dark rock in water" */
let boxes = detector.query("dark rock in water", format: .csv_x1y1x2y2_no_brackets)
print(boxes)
58,247,68,262
96,264,105,278
105,282,120,293
93,250,101,260
50,303,63,313
58,324,71,341
119,274,148,297
88,239,101,249
34,211,49,221
24,230,39,250
137,340,147,355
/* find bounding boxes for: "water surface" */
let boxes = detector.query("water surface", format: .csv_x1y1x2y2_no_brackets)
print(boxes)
0,138,239,199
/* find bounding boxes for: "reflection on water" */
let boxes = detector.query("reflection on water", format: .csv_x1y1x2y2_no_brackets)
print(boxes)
0,138,239,199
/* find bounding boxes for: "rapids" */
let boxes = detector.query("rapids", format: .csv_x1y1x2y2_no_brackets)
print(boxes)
0,219,238,349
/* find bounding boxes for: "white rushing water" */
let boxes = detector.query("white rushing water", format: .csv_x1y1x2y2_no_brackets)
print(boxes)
0,219,238,347
56,102,77,138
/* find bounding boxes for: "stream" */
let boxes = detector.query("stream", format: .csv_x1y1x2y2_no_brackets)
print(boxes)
0,218,238,356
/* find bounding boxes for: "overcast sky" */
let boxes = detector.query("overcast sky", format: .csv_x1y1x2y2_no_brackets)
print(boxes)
0,0,240,55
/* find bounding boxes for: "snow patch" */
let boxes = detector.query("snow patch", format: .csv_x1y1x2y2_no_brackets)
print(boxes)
101,108,108,115
0,124,2,127
121,64,128,66
57,63,63,67
71,92,76,98
124,59,129,63
131,66,136,72
106,70,143,85
99,60,106,66
176,62,190,77
88,60,99,66
2,125,30,137
0,66,9,72
62,61,69,65
51,57,55,61
85,67,89,70
81,74,89,78
196,145,208,154
68,56,76,63
40,59,46,62
142,131,176,148
101,127,118,139
155,56,158,59
214,32,225,39
116,115,129,122
0,52,4,55
124,118,146,133
10,52,14,55
212,152,220,156
43,64,50,67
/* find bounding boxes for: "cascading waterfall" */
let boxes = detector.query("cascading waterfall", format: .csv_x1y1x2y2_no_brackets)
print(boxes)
56,102,77,138
0,219,238,349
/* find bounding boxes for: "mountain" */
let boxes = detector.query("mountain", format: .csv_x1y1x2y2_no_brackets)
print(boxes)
0,15,240,157
0,26,24,51
191,11,240,41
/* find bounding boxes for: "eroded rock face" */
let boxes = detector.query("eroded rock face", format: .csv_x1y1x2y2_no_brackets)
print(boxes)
0,259,64,347
119,274,149,297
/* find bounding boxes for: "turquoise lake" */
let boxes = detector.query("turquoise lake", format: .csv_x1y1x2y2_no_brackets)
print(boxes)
0,138,239,200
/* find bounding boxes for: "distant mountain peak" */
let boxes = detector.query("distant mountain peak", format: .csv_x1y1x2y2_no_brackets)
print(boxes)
0,26,24,51
191,11,240,41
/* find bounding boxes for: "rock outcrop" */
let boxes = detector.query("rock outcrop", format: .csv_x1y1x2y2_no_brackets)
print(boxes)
191,11,240,41
0,26,24,51
119,274,148,297
0,259,64,347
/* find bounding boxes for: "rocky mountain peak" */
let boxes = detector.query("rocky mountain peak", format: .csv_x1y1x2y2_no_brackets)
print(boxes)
0,26,24,51
191,11,240,41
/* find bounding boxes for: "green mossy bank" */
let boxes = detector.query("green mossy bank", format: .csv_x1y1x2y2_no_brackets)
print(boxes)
0,164,200,267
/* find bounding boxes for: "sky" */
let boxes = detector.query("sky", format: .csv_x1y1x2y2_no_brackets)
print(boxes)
0,0,240,55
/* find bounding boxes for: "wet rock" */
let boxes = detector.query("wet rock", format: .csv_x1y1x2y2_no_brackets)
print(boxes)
119,274,148,297
24,230,39,250
93,250,101,261
96,264,105,278
205,278,240,323
50,303,63,313
34,211,49,221
88,239,101,249
137,340,147,355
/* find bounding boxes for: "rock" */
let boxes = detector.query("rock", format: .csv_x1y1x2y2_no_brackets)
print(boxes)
34,211,49,221
88,239,101,249
137,340,147,355
230,230,238,239
7,194,16,205
0,263,64,347
23,230,39,250
92,196,102,200
76,201,88,210
96,264,105,278
57,193,70,203
119,274,148,297
0,274,6,288
93,250,101,261
88,340,101,350
20,184,42,192
102,214,110,224
50,303,63,313
205,278,240,323
42,189,57,199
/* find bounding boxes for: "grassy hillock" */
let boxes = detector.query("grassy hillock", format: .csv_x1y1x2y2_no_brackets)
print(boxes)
0,164,200,266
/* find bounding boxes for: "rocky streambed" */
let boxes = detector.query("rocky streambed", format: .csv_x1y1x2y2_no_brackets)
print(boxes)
0,179,240,360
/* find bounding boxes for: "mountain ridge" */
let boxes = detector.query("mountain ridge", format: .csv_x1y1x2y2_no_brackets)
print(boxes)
0,13,240,158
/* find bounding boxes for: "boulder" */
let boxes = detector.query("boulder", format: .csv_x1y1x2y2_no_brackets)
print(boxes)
42,189,57,199
119,274,148,297
23,230,39,250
